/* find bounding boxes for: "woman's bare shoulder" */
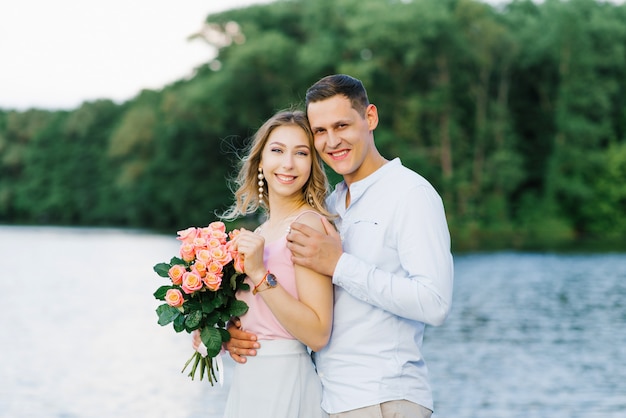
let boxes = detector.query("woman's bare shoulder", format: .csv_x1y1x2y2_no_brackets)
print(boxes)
293,210,327,234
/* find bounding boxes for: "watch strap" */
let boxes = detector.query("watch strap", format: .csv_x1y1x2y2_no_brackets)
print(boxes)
252,271,278,295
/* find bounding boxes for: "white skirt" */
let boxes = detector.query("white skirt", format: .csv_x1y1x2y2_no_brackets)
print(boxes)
223,339,328,418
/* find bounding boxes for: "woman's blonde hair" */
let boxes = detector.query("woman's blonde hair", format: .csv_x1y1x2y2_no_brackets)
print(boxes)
222,109,332,221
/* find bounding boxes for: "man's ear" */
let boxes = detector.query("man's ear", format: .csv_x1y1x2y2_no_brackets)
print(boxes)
366,104,379,131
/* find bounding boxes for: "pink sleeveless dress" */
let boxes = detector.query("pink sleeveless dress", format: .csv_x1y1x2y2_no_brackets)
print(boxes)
222,210,328,418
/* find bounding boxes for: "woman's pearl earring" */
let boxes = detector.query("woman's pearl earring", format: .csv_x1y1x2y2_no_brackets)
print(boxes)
258,167,265,204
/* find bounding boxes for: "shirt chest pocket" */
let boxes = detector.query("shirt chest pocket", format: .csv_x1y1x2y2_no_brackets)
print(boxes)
342,219,392,259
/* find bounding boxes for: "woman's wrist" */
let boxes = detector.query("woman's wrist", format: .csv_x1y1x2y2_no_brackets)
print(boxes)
252,271,278,295
248,269,267,286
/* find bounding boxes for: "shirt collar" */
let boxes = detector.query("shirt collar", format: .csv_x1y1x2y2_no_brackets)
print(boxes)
334,158,401,208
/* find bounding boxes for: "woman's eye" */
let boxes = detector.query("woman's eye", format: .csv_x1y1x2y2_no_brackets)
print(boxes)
271,148,283,153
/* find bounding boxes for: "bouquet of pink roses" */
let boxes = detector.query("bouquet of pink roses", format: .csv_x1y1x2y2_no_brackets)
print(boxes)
153,221,249,385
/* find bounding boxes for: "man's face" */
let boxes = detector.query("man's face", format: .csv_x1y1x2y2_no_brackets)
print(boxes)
307,95,378,185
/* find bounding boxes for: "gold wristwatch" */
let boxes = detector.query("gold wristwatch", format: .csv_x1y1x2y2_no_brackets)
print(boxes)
252,271,278,295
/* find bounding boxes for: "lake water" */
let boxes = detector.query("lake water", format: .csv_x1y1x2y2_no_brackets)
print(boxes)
0,226,624,418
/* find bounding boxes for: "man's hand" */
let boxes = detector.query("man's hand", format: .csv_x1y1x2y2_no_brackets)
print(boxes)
224,318,260,364
286,217,342,277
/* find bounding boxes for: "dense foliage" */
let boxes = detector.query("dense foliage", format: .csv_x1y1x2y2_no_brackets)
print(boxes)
1,0,625,251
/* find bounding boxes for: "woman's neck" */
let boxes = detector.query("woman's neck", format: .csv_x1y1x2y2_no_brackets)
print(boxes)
266,199,306,229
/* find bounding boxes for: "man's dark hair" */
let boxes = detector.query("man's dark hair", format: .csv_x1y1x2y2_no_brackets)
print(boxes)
305,74,370,116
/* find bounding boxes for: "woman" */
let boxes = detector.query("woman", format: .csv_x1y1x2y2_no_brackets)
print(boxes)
194,110,333,418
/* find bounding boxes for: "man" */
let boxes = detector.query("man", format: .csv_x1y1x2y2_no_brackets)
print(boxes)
227,74,453,418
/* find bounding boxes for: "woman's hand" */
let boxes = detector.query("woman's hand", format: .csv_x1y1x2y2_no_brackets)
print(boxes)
232,229,266,284
191,329,208,357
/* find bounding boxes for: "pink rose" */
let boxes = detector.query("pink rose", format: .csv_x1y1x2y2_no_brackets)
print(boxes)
228,228,241,241
181,271,203,294
199,223,227,244
168,264,186,285
225,240,238,257
198,227,212,240
165,289,184,307
233,252,245,273
207,237,223,248
207,261,223,276
192,260,207,277
210,245,233,266
193,236,208,249
203,272,223,291
195,249,212,264
180,242,196,262
208,221,226,233
176,227,198,244
210,230,228,244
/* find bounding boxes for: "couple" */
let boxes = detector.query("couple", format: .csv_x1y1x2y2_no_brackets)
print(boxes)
194,74,454,418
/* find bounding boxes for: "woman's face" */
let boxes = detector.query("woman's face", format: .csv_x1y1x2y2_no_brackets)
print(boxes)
260,125,312,201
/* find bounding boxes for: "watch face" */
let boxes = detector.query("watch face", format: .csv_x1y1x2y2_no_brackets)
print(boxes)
266,273,278,287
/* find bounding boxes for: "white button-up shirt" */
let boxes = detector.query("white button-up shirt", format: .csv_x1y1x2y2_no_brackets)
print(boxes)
315,158,454,414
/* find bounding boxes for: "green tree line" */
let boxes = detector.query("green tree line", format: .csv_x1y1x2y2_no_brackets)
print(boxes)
1,0,625,252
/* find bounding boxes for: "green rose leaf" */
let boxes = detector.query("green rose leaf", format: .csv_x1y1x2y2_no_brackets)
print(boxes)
170,256,186,265
185,309,203,329
156,304,181,326
204,311,219,326
173,314,186,332
153,285,173,300
229,300,249,317
229,273,240,290
210,291,226,308
218,327,231,343
185,298,202,313
217,312,228,324
201,302,216,315
201,327,223,358
153,263,172,278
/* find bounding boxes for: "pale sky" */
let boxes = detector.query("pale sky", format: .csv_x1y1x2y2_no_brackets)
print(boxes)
0,0,273,110
1,0,622,111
